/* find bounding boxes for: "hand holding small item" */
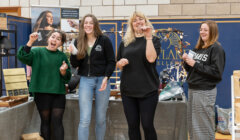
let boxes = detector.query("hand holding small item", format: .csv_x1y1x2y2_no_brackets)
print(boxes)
182,53,195,67
26,32,38,46
60,61,68,76
69,44,78,55
141,26,153,40
67,19,79,30
182,53,188,61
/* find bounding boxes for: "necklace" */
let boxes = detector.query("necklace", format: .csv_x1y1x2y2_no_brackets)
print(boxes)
88,38,96,47
135,30,144,37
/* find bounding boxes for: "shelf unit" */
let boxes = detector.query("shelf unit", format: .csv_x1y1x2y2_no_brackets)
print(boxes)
231,72,240,140
0,23,17,96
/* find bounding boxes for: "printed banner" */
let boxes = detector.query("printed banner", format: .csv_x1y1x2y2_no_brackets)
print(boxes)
31,6,79,47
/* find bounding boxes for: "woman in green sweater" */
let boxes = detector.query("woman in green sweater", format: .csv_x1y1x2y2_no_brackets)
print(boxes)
17,30,71,140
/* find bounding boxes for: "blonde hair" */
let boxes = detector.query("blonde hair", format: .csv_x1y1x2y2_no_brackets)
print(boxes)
123,11,154,46
195,20,219,49
76,14,103,59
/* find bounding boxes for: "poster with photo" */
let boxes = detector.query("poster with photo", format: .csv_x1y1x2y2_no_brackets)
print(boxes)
61,8,79,32
31,7,61,47
31,6,79,47
60,8,79,60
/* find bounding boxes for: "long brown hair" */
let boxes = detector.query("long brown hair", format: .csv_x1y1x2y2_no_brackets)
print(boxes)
195,20,219,49
76,14,103,59
33,10,53,32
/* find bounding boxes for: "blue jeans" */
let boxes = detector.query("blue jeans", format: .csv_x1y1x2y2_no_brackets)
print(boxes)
78,76,110,140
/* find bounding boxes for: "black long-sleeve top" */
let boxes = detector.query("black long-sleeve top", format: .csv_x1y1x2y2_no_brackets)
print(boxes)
183,42,225,90
117,36,161,97
70,35,116,79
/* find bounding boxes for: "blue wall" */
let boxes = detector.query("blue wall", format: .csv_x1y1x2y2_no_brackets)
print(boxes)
1,15,31,96
3,16,240,108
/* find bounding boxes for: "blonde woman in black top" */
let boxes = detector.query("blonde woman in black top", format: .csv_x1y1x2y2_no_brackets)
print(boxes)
116,11,161,140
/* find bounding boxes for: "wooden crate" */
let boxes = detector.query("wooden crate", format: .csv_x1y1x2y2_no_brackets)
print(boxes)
233,70,240,96
3,68,29,96
233,76,240,97
0,95,28,107
236,98,240,124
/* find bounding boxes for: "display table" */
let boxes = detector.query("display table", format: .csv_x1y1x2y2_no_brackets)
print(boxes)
0,95,187,140
0,100,36,140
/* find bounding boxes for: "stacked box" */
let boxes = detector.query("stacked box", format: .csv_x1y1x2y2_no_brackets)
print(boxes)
0,13,7,30
235,98,240,124
21,133,43,140
233,71,240,132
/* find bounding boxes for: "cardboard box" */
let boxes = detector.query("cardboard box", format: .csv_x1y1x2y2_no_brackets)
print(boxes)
0,13,7,30
234,70,240,77
235,99,240,124
21,133,43,140
236,129,240,140
0,95,28,107
233,71,240,96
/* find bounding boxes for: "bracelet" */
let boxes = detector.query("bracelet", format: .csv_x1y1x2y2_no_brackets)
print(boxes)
146,38,152,40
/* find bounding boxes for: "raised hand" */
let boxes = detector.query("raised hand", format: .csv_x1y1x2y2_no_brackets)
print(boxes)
26,32,39,47
69,44,78,55
67,19,79,30
141,26,152,39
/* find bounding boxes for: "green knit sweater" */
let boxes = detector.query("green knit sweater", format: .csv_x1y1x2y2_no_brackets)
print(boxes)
17,46,71,94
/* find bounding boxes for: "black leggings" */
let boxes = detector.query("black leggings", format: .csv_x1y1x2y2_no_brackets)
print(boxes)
121,92,159,140
38,108,65,140
34,93,66,140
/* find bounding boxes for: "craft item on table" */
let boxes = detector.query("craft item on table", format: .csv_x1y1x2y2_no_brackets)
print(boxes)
0,95,28,107
159,81,183,101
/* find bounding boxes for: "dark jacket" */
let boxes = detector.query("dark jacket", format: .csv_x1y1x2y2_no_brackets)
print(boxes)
183,42,225,90
70,35,116,79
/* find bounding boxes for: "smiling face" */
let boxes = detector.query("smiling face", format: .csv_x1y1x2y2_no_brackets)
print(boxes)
47,32,63,51
132,16,146,34
84,17,94,35
200,23,210,44
46,12,53,25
